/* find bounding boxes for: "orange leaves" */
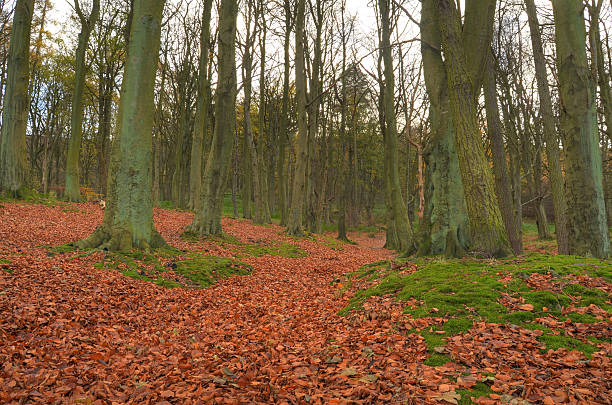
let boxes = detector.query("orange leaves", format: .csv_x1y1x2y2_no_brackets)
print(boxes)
1,202,611,404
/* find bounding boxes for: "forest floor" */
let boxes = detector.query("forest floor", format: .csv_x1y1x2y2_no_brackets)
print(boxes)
0,201,610,405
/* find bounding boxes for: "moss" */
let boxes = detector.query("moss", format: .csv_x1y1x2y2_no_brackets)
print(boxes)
562,283,611,310
339,253,611,367
538,333,598,358
566,312,600,323
522,290,570,313
173,254,251,288
95,250,251,289
1,258,12,274
456,382,494,405
424,353,451,366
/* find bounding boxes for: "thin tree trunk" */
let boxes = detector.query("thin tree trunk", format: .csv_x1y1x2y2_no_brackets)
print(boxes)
188,0,213,210
188,0,239,235
484,55,522,254
65,0,100,202
286,0,308,236
525,0,569,253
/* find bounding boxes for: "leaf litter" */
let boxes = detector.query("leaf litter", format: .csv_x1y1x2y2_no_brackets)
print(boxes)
0,202,610,404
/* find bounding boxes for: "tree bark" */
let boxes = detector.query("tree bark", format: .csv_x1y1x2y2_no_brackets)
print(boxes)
286,0,308,236
0,0,35,194
525,0,569,253
436,0,511,257
78,0,167,251
418,0,470,257
379,0,415,253
552,0,610,258
484,55,523,254
65,0,100,202
188,0,213,210
188,0,238,235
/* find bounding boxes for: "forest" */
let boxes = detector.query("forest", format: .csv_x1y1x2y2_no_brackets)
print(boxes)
0,0,611,403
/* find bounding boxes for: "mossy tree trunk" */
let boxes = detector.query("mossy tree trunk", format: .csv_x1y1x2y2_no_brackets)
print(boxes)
65,0,100,202
188,0,238,235
418,0,470,257
525,0,569,253
188,0,213,210
379,0,415,254
552,0,610,258
436,0,511,257
286,0,308,236
77,0,166,251
0,0,35,195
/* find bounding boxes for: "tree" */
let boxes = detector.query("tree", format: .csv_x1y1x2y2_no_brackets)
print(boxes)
286,0,308,236
378,0,415,253
188,0,213,210
78,0,166,251
436,0,511,257
0,0,35,194
524,0,569,254
65,0,101,202
552,0,610,258
188,0,239,235
418,0,470,257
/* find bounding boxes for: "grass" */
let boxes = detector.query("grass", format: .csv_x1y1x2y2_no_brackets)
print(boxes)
339,253,611,363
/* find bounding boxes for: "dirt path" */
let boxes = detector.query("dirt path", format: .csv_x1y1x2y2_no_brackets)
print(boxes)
0,203,441,404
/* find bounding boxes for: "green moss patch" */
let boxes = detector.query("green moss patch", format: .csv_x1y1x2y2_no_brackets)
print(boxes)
94,249,251,289
339,253,611,365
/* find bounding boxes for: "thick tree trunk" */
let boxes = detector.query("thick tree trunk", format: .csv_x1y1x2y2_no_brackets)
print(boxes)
484,56,523,254
436,0,511,257
286,0,308,236
0,0,34,194
188,0,238,235
188,0,213,210
552,0,610,258
418,0,470,257
65,0,100,202
78,0,166,251
525,0,569,254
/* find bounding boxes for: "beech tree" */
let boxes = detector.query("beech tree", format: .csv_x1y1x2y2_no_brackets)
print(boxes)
65,0,101,202
188,0,239,235
552,0,610,258
78,0,166,251
0,0,35,195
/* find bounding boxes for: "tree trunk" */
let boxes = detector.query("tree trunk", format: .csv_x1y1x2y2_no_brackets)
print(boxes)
525,0,569,254
552,0,610,258
278,0,291,226
484,55,523,254
418,0,470,257
436,0,511,257
257,1,272,223
78,0,167,251
286,0,308,236
188,0,238,235
0,0,34,194
65,0,100,202
379,0,415,253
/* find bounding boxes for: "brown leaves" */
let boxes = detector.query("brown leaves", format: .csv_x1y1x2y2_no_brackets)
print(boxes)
1,202,611,404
